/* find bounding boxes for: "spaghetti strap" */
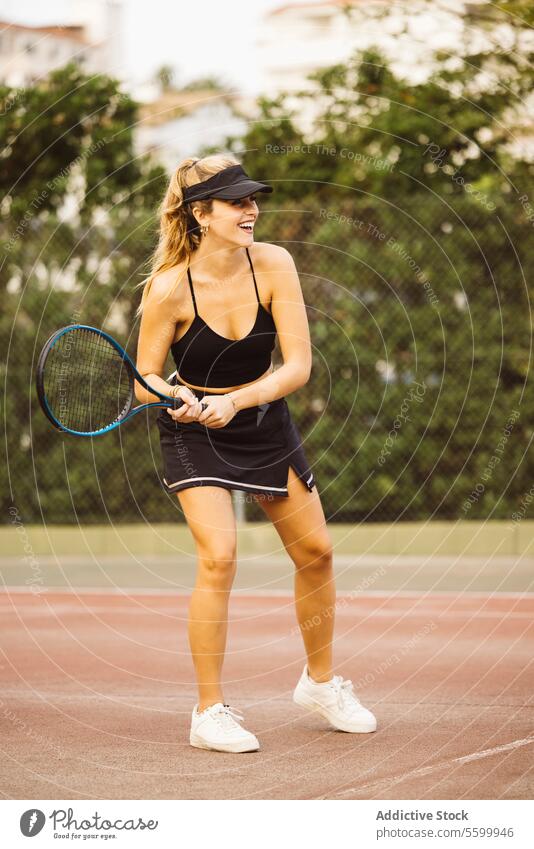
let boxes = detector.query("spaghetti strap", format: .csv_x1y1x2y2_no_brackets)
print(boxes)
186,266,198,316
245,247,260,304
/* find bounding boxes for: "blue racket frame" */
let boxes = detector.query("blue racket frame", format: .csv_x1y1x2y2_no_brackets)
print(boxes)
36,324,184,437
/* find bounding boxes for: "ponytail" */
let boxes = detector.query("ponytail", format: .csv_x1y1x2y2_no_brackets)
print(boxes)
135,153,240,316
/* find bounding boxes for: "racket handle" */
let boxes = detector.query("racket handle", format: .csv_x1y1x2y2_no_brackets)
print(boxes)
157,398,186,409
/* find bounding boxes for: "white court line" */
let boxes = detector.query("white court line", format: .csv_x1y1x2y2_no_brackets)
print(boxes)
1,586,534,599
327,736,534,799
5,604,534,620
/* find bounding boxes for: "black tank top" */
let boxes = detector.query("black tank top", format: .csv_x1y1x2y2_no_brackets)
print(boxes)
170,247,277,388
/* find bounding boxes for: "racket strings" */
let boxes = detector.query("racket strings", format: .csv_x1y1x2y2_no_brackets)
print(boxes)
43,328,133,432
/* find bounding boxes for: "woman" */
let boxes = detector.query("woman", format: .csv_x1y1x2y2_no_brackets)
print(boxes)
135,154,376,753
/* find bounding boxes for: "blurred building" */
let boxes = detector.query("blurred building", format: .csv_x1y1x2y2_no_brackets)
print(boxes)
258,0,505,92
134,88,249,172
0,20,91,86
65,0,124,79
0,1,123,87
257,0,534,153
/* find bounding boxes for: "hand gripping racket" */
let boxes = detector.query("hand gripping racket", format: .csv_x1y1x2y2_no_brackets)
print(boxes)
36,324,185,436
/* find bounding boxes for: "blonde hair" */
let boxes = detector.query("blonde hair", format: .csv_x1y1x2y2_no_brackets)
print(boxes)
135,153,240,317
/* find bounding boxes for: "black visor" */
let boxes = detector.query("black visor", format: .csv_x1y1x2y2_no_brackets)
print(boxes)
182,164,273,204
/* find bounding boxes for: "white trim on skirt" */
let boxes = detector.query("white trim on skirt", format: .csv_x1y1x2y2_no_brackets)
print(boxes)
163,475,287,492
163,472,314,492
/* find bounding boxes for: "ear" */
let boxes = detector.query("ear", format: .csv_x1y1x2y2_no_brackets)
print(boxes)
190,203,204,227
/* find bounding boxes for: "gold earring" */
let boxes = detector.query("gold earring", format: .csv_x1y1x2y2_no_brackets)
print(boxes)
200,224,209,236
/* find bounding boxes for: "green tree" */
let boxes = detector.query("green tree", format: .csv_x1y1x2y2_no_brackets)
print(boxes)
495,0,534,29
228,43,533,522
154,64,176,91
1,63,178,524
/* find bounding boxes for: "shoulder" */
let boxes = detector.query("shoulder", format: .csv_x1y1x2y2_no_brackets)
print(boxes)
249,242,296,272
143,263,188,316
249,243,300,300
147,263,187,301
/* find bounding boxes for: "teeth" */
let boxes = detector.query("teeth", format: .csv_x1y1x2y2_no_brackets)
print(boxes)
239,223,254,230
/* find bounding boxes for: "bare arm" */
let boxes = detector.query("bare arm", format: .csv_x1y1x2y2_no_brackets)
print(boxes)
134,273,185,403
227,247,312,412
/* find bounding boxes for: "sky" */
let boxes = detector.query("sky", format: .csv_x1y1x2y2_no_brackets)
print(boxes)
0,0,314,94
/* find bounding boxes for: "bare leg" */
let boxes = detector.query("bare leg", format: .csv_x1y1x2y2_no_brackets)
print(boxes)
176,486,237,710
254,466,335,682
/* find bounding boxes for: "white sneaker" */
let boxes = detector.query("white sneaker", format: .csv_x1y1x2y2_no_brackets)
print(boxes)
293,664,377,733
189,702,260,753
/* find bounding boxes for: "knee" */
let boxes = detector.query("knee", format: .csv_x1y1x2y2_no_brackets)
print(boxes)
295,532,333,571
197,540,237,586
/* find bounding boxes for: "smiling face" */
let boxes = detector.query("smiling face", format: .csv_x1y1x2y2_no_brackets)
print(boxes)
192,194,259,247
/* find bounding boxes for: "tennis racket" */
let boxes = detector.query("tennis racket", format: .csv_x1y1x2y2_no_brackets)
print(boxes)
36,324,185,437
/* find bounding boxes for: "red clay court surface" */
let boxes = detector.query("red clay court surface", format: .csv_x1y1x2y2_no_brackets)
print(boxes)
1,588,533,799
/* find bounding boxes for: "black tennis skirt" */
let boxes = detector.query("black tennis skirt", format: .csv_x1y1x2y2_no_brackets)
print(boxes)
155,381,316,499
